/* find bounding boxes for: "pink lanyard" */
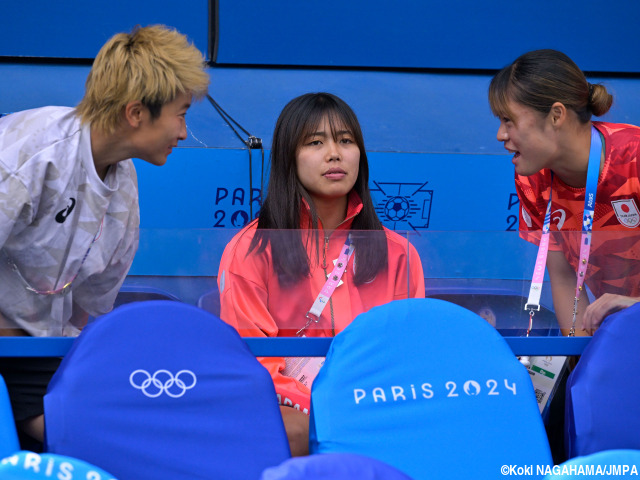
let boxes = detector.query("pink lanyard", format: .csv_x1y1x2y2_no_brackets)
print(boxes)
297,234,354,336
524,125,602,336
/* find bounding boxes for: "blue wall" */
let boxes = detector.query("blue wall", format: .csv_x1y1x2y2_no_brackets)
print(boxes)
215,0,640,72
3,0,639,73
0,1,209,59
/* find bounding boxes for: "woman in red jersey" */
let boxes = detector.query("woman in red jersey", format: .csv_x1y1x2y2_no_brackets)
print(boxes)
218,92,425,455
489,49,640,336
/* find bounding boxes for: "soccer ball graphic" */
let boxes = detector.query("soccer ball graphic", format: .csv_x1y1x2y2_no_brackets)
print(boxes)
384,196,410,221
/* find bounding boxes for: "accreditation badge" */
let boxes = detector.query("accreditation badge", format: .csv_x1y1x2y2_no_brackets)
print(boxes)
526,355,568,417
282,356,325,389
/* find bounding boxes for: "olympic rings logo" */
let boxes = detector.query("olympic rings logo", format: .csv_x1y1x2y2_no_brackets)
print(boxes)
129,369,197,398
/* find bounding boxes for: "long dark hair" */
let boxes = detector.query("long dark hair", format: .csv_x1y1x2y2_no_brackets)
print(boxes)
489,49,612,123
250,92,387,286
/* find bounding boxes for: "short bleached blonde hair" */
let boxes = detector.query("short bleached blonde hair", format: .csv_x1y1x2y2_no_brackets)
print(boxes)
77,24,209,133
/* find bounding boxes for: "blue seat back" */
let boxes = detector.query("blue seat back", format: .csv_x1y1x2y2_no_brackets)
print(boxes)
565,304,640,458
309,298,552,480
0,374,19,459
0,451,117,479
45,300,290,480
261,453,413,480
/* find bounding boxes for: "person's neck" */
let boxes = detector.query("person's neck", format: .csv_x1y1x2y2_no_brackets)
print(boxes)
551,122,600,188
90,125,132,181
313,195,348,233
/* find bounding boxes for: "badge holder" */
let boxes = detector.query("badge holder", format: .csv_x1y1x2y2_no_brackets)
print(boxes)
282,235,354,389
521,125,601,419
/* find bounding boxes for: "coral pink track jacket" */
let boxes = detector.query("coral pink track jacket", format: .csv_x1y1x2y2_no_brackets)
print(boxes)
218,192,425,413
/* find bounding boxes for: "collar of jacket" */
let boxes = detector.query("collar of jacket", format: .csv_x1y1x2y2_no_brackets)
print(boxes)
299,190,364,233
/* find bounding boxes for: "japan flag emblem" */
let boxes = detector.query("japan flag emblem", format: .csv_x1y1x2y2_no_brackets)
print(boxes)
612,199,640,228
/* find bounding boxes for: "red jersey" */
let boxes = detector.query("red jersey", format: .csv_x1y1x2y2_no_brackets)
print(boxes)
218,191,425,413
517,121,640,299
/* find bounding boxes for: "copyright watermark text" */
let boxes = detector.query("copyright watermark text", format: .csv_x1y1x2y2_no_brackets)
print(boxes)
501,464,639,476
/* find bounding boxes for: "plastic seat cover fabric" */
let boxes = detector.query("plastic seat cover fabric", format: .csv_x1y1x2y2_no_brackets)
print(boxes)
44,300,290,480
565,303,640,458
0,374,19,459
309,298,552,480
0,451,117,479
544,449,640,479
260,452,414,479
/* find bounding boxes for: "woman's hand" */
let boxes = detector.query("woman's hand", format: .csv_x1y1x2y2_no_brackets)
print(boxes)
279,405,309,457
582,294,640,335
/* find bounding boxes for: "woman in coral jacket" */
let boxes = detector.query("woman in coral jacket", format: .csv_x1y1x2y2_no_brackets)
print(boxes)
218,92,425,456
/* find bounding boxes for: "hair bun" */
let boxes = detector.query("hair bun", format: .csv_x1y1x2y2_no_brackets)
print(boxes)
588,83,614,117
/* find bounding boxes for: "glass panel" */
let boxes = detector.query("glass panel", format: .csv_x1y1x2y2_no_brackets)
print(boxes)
5,228,636,341
411,230,558,336
214,229,415,335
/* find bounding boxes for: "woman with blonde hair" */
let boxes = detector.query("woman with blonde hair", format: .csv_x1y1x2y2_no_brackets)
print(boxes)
0,24,209,444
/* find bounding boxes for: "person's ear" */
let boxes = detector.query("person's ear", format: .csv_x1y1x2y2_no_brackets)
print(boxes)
549,102,567,128
123,101,145,128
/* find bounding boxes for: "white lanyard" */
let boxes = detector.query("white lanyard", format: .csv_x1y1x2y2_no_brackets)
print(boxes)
297,234,354,336
525,125,602,337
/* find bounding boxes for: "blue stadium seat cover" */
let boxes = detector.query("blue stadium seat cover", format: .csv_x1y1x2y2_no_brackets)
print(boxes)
44,300,290,480
309,298,552,480
565,303,640,458
0,374,19,459
261,453,413,479
0,451,117,479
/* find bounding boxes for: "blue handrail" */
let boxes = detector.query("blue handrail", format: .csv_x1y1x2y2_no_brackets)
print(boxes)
0,336,591,357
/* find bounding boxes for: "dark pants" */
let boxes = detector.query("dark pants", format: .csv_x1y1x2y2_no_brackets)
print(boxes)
0,356,62,449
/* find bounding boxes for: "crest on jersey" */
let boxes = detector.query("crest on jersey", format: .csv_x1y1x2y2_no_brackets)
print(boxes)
611,199,640,228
